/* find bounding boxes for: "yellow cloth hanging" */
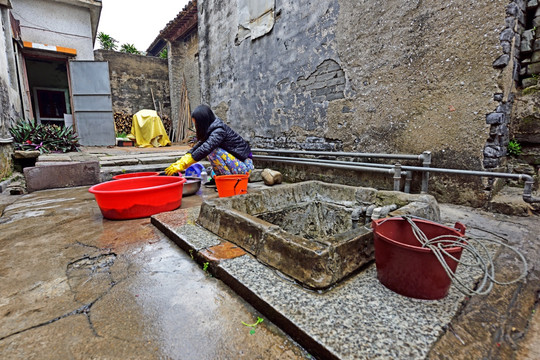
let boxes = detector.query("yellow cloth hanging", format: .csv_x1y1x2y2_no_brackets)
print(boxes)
127,109,171,148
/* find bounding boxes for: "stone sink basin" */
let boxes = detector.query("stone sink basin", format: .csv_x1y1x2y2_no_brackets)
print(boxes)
197,181,440,290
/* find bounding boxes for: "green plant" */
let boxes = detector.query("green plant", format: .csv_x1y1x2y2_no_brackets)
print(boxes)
242,317,264,335
9,118,34,144
507,139,522,156
120,43,140,54
202,262,209,272
9,119,80,154
159,48,168,59
98,32,118,51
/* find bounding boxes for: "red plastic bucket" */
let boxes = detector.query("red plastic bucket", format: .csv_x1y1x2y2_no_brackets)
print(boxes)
89,176,186,220
112,172,160,180
372,217,466,300
215,174,249,197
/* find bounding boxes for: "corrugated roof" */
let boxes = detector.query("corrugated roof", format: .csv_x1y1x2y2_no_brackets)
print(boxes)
146,0,197,56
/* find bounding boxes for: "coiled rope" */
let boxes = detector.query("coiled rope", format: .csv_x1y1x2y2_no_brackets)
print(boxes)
378,216,528,296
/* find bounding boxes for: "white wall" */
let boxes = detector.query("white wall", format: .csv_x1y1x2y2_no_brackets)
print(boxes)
10,0,95,59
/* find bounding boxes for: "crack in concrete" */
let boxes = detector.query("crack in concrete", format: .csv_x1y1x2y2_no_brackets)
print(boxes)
74,240,107,251
0,301,96,341
0,253,125,341
65,253,118,298
0,278,127,342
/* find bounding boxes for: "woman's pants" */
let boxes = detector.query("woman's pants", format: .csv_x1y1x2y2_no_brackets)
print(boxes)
207,148,254,176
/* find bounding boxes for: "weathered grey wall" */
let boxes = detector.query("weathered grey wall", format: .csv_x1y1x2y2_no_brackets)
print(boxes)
198,0,517,206
199,0,342,148
1,5,21,178
168,30,200,137
93,50,170,117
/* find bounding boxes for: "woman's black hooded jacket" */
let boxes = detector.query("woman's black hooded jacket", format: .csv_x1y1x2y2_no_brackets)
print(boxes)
188,118,251,162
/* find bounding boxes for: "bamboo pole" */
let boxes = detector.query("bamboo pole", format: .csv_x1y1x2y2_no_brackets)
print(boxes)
151,88,157,112
176,74,192,143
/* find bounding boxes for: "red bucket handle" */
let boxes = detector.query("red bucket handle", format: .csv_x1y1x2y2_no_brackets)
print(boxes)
454,222,466,235
233,178,241,194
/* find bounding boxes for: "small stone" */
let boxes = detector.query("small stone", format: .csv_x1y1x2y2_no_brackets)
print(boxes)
527,61,540,75
506,3,519,16
531,50,540,63
499,28,514,42
249,168,263,182
502,41,512,54
521,29,535,53
486,113,505,125
13,150,40,159
533,39,540,51
493,54,510,68
261,168,282,186
521,77,538,88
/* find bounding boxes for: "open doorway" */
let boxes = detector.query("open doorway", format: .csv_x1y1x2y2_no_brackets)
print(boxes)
24,57,72,127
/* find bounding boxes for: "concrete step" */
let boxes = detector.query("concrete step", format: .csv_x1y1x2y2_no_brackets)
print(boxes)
36,150,198,182
101,161,211,181
488,186,539,216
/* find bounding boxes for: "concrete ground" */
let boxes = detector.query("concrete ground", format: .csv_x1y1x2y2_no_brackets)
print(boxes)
0,185,311,359
1,145,539,359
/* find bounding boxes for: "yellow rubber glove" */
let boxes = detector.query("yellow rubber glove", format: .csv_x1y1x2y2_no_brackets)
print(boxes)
164,153,196,175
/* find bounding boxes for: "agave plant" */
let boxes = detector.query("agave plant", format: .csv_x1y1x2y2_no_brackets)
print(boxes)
9,118,80,153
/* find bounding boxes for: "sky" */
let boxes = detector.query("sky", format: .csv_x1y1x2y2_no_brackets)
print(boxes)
96,0,190,52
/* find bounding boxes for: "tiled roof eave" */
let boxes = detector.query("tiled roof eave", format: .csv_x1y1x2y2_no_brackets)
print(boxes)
145,0,197,53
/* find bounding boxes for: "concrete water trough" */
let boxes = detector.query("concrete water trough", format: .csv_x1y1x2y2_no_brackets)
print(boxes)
197,181,440,289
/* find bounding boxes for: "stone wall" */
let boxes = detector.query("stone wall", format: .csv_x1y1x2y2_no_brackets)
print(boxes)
168,30,200,138
93,50,170,117
510,0,540,186
198,0,520,206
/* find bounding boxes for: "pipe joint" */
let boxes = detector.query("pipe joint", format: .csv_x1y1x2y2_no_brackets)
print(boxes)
364,205,377,224
522,179,540,203
420,151,432,166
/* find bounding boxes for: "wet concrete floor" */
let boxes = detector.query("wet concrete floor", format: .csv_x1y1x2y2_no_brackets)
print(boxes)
0,181,539,359
0,185,311,359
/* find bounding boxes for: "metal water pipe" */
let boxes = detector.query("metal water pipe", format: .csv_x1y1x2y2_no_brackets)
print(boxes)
253,148,430,192
252,149,538,203
397,165,540,204
252,148,427,161
252,155,406,191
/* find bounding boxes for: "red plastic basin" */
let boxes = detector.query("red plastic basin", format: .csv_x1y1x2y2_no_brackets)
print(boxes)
372,217,466,300
112,172,160,180
89,176,186,220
